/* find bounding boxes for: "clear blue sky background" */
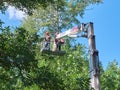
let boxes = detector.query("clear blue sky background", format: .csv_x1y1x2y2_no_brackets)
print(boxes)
80,0,120,69
0,0,120,69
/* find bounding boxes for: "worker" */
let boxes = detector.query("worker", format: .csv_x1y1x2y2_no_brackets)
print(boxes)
52,32,64,51
44,32,51,50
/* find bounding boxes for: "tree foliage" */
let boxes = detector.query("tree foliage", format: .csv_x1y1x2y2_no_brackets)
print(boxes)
0,0,65,14
22,0,102,32
0,0,102,14
0,23,90,89
101,60,120,90
0,0,105,90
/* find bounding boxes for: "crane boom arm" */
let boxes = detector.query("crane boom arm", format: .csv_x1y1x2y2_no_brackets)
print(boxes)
56,24,83,39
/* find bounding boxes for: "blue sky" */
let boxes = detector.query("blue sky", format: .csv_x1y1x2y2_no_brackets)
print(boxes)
0,0,120,69
80,0,120,69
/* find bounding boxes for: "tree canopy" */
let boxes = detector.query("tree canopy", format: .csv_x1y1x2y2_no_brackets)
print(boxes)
0,0,102,14
0,0,65,14
2,0,120,90
0,24,90,89
101,60,120,90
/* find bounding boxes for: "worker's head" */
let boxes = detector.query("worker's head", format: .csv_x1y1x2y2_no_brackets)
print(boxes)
46,32,49,35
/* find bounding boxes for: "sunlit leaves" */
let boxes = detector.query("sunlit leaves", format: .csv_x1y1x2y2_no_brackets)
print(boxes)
0,0,103,89
0,0,66,14
101,60,120,90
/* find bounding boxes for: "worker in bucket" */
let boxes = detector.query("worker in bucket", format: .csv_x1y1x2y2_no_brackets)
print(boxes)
52,32,64,51
44,32,51,50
